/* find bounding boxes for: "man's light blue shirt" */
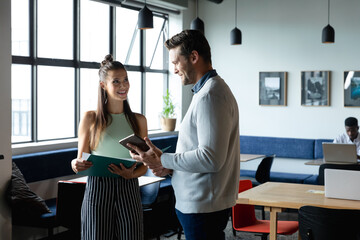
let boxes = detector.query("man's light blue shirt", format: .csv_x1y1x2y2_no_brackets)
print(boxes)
191,69,217,94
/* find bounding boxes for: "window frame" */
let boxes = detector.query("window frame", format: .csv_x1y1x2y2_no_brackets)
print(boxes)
11,0,169,144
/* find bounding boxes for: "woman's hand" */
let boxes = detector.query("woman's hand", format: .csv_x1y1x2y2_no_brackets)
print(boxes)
71,158,93,173
108,163,137,179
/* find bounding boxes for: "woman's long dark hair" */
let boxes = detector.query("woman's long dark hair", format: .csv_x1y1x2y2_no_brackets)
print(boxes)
89,54,140,150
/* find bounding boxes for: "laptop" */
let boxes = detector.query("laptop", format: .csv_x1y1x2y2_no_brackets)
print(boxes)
325,168,360,200
322,142,358,164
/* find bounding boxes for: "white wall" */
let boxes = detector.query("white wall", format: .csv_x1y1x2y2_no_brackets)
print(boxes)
197,0,360,139
168,4,195,123
0,0,13,239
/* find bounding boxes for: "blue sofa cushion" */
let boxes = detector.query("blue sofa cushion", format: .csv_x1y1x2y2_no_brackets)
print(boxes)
13,198,58,228
150,135,178,153
314,139,333,159
240,135,315,159
240,169,256,178
270,172,313,184
13,148,78,183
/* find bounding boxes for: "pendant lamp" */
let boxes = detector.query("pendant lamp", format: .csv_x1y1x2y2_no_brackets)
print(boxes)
138,0,153,30
190,0,204,34
230,0,241,45
322,0,334,43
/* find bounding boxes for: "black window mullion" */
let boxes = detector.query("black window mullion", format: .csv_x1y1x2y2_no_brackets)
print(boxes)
74,0,80,137
30,0,38,142
140,29,145,115
163,19,169,95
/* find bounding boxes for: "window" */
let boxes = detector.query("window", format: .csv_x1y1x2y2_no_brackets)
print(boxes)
80,0,110,62
11,0,169,144
11,0,29,56
37,0,73,59
11,64,31,143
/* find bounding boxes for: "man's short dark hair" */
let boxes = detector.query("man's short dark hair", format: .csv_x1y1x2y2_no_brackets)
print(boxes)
164,29,212,64
345,117,358,127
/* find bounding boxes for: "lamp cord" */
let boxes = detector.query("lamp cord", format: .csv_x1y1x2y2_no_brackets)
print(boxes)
196,0,198,18
235,0,237,27
328,0,330,25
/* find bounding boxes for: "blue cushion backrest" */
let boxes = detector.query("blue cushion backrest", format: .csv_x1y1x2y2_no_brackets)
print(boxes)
150,135,178,153
270,172,313,183
314,139,333,159
240,135,315,159
12,148,78,183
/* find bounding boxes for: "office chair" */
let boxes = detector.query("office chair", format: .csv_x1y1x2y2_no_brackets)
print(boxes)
298,205,360,240
141,169,181,240
240,155,275,219
232,180,299,240
317,163,360,185
240,155,275,186
56,181,86,239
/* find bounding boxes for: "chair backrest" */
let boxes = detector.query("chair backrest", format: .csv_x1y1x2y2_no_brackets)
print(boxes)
140,169,160,207
57,181,86,230
298,205,360,240
232,180,257,229
318,163,360,185
255,155,275,184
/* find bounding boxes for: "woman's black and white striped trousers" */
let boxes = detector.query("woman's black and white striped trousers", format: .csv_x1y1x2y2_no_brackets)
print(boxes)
81,176,143,240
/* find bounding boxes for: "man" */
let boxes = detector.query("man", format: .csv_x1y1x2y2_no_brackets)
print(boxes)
334,116,360,159
128,30,240,240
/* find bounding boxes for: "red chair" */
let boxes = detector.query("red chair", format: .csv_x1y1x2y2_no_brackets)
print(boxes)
232,180,299,240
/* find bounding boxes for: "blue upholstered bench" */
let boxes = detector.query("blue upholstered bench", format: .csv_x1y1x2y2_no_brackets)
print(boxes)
12,148,78,236
11,132,330,238
240,136,333,185
11,135,178,236
240,135,316,159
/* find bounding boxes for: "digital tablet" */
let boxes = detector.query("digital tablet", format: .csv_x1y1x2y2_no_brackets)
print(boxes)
119,134,150,153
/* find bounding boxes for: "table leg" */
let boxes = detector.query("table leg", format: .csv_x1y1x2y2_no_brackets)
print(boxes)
265,207,282,240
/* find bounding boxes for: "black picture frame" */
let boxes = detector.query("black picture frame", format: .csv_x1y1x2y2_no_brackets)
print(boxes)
301,71,330,106
344,71,360,107
259,72,287,106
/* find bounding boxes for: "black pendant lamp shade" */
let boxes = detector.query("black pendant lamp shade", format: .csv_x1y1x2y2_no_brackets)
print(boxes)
230,27,242,45
322,24,335,43
322,0,334,43
138,4,153,29
230,0,241,45
190,17,204,34
190,0,204,34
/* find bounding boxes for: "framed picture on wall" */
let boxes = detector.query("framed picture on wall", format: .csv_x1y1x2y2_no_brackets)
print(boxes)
301,71,330,106
344,71,360,107
259,72,287,106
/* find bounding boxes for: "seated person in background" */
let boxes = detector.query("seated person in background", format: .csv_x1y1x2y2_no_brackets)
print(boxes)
334,117,360,159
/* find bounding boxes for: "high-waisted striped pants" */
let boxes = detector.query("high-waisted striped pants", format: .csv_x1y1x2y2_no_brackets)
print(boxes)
81,176,143,240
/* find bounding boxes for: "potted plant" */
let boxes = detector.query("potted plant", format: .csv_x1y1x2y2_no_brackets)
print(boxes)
160,89,176,131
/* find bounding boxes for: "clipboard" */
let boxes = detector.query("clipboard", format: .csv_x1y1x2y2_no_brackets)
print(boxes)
77,153,143,178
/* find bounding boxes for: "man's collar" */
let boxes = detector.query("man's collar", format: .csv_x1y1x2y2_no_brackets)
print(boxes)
191,69,217,94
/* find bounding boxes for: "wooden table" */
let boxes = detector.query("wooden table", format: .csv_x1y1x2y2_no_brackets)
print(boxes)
237,182,360,240
66,175,165,187
240,154,265,162
304,158,324,165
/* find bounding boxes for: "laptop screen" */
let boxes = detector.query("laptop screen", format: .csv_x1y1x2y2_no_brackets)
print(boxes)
322,143,357,164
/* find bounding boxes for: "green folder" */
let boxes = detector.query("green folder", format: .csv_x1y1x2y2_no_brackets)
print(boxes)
77,146,171,178
77,153,143,178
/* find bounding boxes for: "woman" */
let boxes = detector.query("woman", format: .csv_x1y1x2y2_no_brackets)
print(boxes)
71,54,148,240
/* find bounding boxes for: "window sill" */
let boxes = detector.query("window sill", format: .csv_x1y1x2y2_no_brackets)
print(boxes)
12,130,178,156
